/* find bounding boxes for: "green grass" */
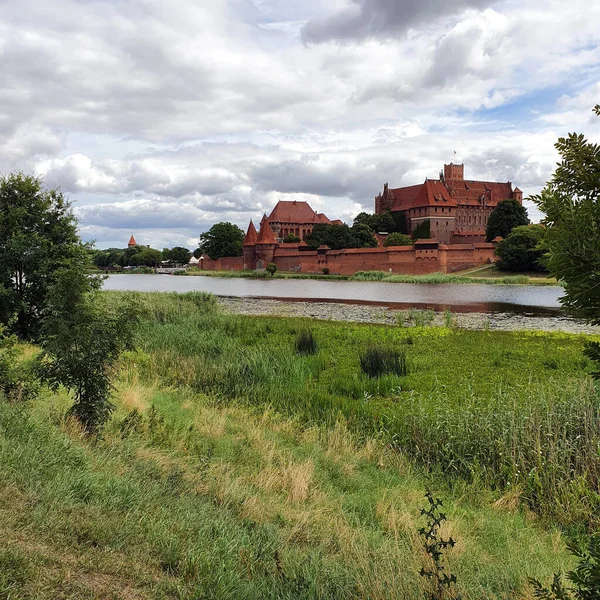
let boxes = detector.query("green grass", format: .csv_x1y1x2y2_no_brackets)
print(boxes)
2,290,598,598
185,268,560,285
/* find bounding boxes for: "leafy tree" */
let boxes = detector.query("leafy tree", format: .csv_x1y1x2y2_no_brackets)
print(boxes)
384,233,413,247
372,211,397,233
39,267,138,432
282,233,300,243
126,247,162,267
93,248,126,269
0,172,85,338
350,223,378,248
532,106,600,325
266,262,277,275
162,246,192,264
495,225,546,272
304,223,330,248
199,222,244,260
353,212,375,229
532,105,600,376
486,199,529,241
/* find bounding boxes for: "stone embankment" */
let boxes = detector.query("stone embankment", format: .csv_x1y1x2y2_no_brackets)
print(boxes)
217,297,600,334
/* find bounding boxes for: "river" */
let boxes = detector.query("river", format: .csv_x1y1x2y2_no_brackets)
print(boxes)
102,274,564,316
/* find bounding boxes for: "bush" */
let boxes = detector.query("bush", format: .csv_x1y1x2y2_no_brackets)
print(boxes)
352,271,386,281
0,328,38,402
295,330,318,355
266,263,278,276
360,345,407,378
495,224,546,272
384,233,413,247
322,267,330,275
283,233,300,243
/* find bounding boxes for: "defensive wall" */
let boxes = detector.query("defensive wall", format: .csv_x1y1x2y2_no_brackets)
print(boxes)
198,240,497,275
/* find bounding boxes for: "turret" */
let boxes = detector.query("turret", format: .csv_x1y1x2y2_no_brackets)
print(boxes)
242,220,258,269
443,163,464,182
255,214,278,269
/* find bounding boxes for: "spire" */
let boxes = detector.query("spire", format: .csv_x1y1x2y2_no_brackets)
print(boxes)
256,214,277,245
128,234,137,247
243,219,258,246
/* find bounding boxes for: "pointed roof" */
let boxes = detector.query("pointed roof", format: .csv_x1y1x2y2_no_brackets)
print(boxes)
256,214,278,245
514,187,522,193
128,234,137,247
243,219,258,246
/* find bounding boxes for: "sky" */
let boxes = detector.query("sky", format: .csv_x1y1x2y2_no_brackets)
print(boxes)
2,0,600,250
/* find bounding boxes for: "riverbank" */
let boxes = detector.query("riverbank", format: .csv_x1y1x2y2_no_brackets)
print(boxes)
185,267,560,286
217,296,599,334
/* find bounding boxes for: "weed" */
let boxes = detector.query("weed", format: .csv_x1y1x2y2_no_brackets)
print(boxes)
295,330,318,355
418,491,460,600
360,346,407,378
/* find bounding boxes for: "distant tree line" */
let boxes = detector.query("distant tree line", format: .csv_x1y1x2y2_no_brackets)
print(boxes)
92,245,193,269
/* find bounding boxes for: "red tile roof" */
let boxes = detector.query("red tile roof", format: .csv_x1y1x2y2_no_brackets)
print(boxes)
128,235,137,246
267,200,334,225
256,214,278,244
243,220,258,246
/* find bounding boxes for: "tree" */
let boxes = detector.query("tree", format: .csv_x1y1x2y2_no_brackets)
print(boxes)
384,233,413,247
266,262,277,275
126,246,162,267
486,199,529,241
39,267,138,432
282,233,300,243
0,172,86,339
532,104,600,376
162,246,192,265
532,106,600,324
350,223,378,248
353,212,375,229
495,225,546,272
92,248,126,269
412,219,430,241
198,222,244,260
372,211,397,233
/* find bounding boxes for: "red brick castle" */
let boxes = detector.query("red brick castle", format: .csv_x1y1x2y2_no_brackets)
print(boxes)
375,163,523,244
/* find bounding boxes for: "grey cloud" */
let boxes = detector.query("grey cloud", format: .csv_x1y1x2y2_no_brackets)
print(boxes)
302,0,494,43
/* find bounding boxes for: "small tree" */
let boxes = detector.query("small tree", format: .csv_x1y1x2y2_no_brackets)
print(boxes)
282,233,300,243
495,224,546,272
198,222,244,260
0,172,85,339
351,223,378,248
163,246,192,264
384,233,413,247
39,268,138,432
266,262,277,276
486,199,529,242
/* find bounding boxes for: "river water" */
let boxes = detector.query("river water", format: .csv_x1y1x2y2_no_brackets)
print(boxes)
103,274,564,316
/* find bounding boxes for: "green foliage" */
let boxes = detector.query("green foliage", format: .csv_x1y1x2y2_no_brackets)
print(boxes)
305,223,355,250
39,269,138,432
0,172,85,338
125,245,162,267
282,233,300,243
359,345,407,378
266,262,278,276
199,222,244,260
412,219,431,241
353,211,398,233
495,224,547,272
418,492,460,600
350,223,378,248
486,199,530,242
384,233,413,247
530,535,600,599
295,329,318,355
162,246,192,264
322,267,330,275
0,327,38,402
92,247,126,269
532,109,600,326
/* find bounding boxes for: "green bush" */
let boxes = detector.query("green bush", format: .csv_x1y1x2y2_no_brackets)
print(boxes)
295,330,318,355
266,263,278,276
384,233,413,247
360,345,407,378
495,224,546,272
322,267,330,275
0,328,38,402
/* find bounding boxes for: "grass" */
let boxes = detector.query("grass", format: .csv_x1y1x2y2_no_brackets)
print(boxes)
185,267,560,286
0,369,575,598
2,290,598,597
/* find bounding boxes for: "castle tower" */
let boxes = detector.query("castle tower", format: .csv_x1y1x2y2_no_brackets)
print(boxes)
242,220,258,269
512,187,523,204
443,163,464,182
255,214,278,270
128,234,138,247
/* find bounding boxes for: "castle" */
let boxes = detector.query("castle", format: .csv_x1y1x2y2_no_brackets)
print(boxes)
375,163,523,244
201,163,522,276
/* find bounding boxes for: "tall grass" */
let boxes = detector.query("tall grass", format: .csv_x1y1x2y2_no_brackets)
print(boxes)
353,271,533,285
110,291,600,530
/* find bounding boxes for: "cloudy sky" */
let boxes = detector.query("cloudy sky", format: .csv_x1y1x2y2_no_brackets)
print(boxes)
2,0,599,249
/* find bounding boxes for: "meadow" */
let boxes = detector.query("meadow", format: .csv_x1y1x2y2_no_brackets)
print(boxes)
1,290,598,599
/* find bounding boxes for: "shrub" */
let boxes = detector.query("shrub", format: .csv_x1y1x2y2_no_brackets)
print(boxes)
0,328,38,402
360,345,407,378
283,233,300,243
322,267,330,275
295,330,318,355
530,535,600,599
266,263,278,276
384,233,413,247
352,271,386,281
